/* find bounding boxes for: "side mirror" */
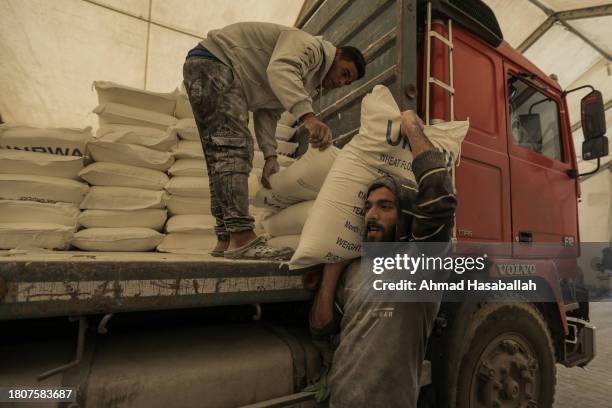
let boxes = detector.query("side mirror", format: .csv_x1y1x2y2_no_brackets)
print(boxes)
563,86,609,178
582,136,609,161
581,90,606,140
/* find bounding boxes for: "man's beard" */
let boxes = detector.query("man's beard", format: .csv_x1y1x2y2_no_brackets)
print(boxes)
364,220,396,242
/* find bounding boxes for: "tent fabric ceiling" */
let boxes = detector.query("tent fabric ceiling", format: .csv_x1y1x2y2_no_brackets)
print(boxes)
0,0,610,173
0,0,304,129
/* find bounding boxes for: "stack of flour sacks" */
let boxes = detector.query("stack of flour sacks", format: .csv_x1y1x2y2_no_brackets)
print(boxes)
253,85,470,269
253,145,339,251
157,88,218,254
74,81,178,251
0,125,91,249
250,111,339,251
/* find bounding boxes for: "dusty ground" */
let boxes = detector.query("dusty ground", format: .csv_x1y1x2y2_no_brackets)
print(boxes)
555,297,612,407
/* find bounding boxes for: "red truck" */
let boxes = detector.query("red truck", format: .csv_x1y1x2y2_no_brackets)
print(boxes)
0,0,607,407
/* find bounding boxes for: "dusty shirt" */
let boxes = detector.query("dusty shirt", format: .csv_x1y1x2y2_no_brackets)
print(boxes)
200,22,336,158
328,150,457,408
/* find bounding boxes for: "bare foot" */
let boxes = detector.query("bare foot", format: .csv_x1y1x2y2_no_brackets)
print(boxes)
227,229,258,251
213,240,229,253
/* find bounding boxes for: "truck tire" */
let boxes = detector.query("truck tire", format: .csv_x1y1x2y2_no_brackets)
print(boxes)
448,302,556,408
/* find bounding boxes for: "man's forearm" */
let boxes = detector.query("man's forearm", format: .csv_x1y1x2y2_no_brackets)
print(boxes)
253,109,280,159
403,121,434,156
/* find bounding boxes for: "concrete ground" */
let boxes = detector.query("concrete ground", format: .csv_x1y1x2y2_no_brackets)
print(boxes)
555,297,612,407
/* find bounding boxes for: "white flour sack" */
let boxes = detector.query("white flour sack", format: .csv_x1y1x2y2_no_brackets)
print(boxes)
0,223,74,250
172,118,199,141
87,140,174,171
157,233,217,254
165,214,216,233
290,85,468,269
166,196,211,216
276,124,297,141
94,102,177,130
277,141,298,156
248,169,263,203
0,125,91,157
79,162,169,190
72,228,163,252
80,187,166,210
171,140,204,159
165,177,210,198
268,235,300,250
0,174,89,204
254,146,339,211
278,111,297,127
168,158,207,177
78,209,167,230
253,151,294,168
94,81,178,115
261,200,314,237
174,84,194,119
0,150,84,180
0,200,79,227
96,124,177,151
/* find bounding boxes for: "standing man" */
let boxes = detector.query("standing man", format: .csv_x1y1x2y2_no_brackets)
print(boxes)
183,22,366,260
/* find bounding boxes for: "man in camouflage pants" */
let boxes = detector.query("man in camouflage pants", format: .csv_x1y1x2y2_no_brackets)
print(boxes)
183,22,366,260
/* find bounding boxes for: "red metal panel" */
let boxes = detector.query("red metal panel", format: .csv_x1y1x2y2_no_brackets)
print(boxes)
504,62,579,258
427,23,511,248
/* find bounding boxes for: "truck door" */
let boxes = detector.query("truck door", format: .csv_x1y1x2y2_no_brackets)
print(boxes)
504,66,579,256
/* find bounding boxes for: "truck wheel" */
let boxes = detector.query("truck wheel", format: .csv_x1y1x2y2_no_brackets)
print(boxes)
450,302,556,408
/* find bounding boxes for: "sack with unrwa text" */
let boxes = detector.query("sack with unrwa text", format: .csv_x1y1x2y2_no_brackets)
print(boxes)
172,118,199,141
261,200,314,237
94,81,178,115
0,200,79,227
0,174,89,204
165,177,210,198
96,124,177,151
166,195,211,216
0,223,74,250
72,228,163,252
157,232,217,254
88,140,174,171
0,150,84,180
289,85,468,269
78,209,167,231
94,102,177,130
254,146,338,211
172,140,203,159
169,159,207,177
0,124,91,157
165,214,216,233
80,186,167,210
79,162,169,190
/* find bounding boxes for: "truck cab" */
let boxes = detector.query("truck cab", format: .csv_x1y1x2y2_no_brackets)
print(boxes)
298,0,606,406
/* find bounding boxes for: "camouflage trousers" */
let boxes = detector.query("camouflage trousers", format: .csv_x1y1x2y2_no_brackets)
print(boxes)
183,57,254,240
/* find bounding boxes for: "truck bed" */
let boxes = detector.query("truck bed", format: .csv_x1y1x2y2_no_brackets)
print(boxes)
0,251,315,320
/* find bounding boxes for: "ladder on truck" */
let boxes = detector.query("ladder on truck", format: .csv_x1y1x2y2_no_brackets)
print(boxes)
425,0,455,125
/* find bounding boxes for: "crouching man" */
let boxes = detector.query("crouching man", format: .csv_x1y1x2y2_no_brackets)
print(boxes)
182,22,365,260
310,111,457,407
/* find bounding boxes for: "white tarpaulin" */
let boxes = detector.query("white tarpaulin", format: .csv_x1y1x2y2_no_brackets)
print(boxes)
0,0,304,129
